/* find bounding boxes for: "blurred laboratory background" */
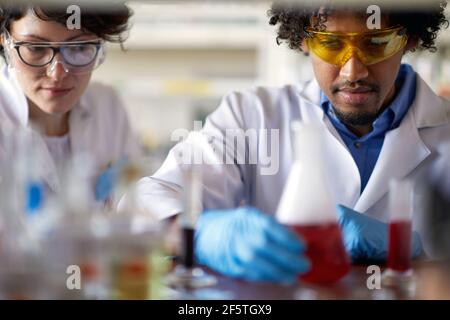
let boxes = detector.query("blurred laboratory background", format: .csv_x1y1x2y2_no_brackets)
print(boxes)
91,0,450,158
2,0,450,161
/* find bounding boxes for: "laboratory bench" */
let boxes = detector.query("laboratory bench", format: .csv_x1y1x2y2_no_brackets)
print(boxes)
175,261,450,300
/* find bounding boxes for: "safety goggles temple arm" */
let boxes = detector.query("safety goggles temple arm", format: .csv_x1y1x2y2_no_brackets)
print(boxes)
1,28,12,43
397,27,408,36
10,39,105,47
302,26,315,39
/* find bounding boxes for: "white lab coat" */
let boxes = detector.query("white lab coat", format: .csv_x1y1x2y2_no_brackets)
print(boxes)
128,72,450,255
0,66,141,198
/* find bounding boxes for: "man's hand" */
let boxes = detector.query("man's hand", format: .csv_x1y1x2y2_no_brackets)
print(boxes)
337,205,423,262
195,206,310,283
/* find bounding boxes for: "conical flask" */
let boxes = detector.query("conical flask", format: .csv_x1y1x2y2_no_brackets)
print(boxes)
276,121,350,284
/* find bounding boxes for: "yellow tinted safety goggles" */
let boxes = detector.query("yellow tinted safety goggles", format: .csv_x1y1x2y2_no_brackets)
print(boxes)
304,26,408,66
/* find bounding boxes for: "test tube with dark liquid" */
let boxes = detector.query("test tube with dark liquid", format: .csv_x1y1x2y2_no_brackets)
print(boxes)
165,143,217,289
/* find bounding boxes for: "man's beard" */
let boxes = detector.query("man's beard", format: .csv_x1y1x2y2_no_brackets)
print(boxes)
330,80,382,126
332,107,381,126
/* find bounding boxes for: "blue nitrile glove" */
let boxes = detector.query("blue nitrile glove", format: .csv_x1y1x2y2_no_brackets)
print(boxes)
195,206,310,283
336,205,423,262
95,157,128,201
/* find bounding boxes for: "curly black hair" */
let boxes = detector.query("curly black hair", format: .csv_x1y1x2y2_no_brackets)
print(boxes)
268,1,449,53
0,1,132,58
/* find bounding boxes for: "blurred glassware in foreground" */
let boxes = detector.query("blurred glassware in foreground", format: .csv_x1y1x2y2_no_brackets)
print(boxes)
415,143,450,261
422,178,450,260
0,125,170,299
381,179,416,293
276,121,350,285
0,125,50,299
165,132,218,293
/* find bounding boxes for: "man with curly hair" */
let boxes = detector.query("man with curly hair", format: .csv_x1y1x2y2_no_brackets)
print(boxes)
131,2,450,283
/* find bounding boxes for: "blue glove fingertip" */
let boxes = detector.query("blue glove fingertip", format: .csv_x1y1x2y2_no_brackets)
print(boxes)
264,220,307,253
336,204,355,222
297,256,311,274
288,234,306,253
412,231,423,258
279,276,297,286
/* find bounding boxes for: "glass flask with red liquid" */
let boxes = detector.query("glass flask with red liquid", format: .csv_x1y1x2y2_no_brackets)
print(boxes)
276,122,350,285
383,179,415,282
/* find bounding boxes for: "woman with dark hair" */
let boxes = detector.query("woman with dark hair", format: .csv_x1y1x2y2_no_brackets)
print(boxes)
0,3,141,205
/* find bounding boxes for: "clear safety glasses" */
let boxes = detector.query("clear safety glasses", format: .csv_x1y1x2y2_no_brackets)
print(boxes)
304,26,408,66
2,29,106,76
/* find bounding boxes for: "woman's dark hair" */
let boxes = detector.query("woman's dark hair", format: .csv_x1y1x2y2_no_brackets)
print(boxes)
0,1,132,58
268,1,449,53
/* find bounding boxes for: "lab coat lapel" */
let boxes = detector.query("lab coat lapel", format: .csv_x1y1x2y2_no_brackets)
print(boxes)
0,68,60,192
300,79,349,147
323,117,362,208
355,113,430,213
354,81,437,213
299,80,361,208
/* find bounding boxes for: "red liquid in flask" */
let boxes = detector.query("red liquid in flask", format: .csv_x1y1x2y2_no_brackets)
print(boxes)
292,223,350,284
387,220,412,272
